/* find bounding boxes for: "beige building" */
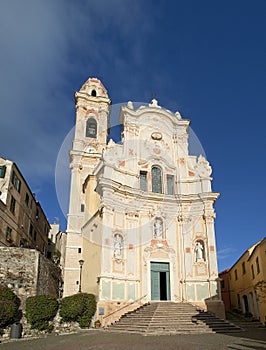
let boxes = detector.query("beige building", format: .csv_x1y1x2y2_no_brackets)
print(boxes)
48,222,67,272
64,78,223,323
0,157,50,254
220,237,266,324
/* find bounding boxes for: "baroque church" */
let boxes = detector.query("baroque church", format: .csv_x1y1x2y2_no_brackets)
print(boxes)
63,78,223,322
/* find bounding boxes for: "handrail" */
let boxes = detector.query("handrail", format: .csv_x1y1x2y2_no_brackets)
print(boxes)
103,294,148,320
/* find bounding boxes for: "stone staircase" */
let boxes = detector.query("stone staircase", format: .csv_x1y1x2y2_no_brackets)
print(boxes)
106,302,243,335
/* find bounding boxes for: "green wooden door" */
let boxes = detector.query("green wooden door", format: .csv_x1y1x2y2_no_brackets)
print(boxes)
150,262,170,301
166,270,171,300
151,270,160,300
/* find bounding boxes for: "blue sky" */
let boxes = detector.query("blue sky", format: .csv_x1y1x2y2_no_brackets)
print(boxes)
0,0,265,272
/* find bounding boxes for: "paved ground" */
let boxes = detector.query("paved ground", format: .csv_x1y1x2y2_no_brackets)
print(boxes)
1,328,266,350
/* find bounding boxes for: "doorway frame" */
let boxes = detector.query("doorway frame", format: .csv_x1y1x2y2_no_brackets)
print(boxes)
148,260,172,301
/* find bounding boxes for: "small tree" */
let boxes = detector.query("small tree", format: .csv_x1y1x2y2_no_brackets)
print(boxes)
59,293,96,328
0,284,20,328
26,295,58,332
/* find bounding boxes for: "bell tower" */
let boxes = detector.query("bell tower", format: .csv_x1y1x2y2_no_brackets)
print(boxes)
73,77,111,156
64,78,111,296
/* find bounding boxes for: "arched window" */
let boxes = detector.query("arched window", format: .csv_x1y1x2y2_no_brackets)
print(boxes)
86,118,97,138
152,166,162,193
91,89,97,96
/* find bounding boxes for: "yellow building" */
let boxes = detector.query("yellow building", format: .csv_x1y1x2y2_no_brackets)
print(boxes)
228,237,266,324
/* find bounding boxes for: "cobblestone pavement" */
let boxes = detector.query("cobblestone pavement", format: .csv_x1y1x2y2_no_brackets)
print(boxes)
1,329,266,350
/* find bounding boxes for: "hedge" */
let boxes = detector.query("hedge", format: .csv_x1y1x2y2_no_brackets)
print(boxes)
59,293,96,328
26,295,58,332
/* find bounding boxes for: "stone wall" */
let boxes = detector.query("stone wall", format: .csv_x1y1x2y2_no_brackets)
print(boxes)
0,247,61,308
37,253,62,297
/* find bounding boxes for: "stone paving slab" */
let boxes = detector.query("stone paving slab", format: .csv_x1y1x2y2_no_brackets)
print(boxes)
0,328,265,350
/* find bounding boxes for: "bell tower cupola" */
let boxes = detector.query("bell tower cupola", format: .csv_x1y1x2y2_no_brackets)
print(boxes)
73,77,111,154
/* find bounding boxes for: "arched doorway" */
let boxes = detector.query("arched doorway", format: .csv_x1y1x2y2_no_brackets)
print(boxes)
249,292,254,316
242,295,249,314
254,291,260,320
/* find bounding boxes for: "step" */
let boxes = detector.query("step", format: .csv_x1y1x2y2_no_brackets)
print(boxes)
107,302,242,335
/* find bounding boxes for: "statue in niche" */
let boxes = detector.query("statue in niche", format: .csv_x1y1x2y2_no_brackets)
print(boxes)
154,218,163,239
114,233,123,258
194,241,204,261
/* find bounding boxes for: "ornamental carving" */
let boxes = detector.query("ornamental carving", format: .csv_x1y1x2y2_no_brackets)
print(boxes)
153,217,163,239
203,213,216,223
177,215,192,223
143,245,176,271
151,132,162,140
195,155,212,177
113,233,123,262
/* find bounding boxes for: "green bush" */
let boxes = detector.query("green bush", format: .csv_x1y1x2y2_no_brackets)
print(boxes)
0,284,20,307
26,295,58,332
0,301,16,327
0,284,20,328
59,293,96,328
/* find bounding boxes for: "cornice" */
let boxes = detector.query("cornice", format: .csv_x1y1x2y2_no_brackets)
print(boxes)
120,104,190,128
97,177,219,204
75,91,111,106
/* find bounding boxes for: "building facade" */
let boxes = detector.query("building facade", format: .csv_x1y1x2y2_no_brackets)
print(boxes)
219,237,266,324
0,157,50,254
219,268,231,311
64,78,223,320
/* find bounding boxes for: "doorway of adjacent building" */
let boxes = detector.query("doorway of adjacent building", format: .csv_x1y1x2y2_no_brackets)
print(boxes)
242,295,249,314
150,262,170,301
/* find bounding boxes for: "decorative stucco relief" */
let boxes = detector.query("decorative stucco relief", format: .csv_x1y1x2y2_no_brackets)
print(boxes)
143,245,176,271
195,155,212,177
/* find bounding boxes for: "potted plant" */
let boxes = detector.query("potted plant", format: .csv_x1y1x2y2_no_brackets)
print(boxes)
94,320,101,328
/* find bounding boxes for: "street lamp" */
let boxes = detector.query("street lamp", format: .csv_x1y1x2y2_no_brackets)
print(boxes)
78,259,84,293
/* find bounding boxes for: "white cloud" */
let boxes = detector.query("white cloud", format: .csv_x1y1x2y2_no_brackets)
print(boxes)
217,246,238,261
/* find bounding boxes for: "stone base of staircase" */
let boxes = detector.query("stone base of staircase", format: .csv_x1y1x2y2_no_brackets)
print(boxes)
106,302,243,335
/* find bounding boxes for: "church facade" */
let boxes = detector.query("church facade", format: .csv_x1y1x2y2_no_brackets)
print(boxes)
63,78,223,321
